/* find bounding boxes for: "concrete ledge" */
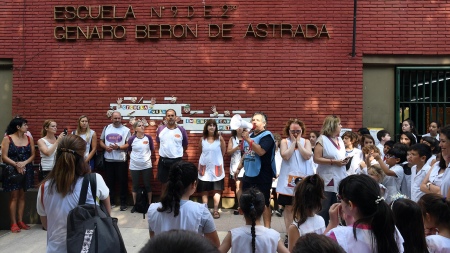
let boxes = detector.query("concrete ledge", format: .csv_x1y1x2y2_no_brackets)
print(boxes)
0,188,41,230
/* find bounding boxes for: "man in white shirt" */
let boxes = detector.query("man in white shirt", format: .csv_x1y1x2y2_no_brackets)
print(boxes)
156,109,188,193
100,111,131,211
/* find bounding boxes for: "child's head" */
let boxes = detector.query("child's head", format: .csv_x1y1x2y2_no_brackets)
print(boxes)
361,134,375,147
367,164,385,183
292,174,325,227
402,119,417,135
292,233,345,253
385,148,407,167
421,136,440,154
309,131,320,146
362,144,380,155
273,133,282,149
407,143,431,167
376,130,391,142
418,193,450,230
338,174,399,253
391,198,428,253
342,131,358,148
383,140,395,155
239,188,265,253
399,132,416,147
428,121,440,136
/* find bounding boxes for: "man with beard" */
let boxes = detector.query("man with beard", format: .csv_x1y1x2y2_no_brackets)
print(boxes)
156,109,188,193
100,111,131,211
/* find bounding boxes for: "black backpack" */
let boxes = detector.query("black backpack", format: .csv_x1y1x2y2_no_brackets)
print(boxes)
134,187,149,219
67,173,127,253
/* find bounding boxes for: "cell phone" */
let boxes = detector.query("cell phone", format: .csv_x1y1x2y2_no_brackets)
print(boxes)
343,156,352,163
63,128,68,135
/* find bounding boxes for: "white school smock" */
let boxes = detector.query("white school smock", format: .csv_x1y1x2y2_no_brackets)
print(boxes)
439,165,450,198
316,136,347,193
345,148,363,175
157,126,187,158
198,138,225,182
411,164,431,202
230,225,280,253
101,124,130,162
39,138,56,171
272,149,282,188
426,235,450,253
382,164,404,203
292,214,326,236
147,200,216,235
327,224,404,253
230,136,245,177
277,138,313,196
36,174,109,253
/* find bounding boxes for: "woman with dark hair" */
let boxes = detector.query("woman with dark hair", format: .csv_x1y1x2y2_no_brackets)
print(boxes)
218,188,288,253
418,193,450,251
147,161,220,247
72,115,97,169
391,198,429,253
37,119,65,180
420,124,450,198
36,135,110,252
1,117,35,233
325,174,404,253
309,131,320,153
313,115,348,225
197,119,226,219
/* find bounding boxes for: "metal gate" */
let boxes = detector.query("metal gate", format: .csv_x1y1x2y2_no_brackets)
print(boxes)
396,67,450,136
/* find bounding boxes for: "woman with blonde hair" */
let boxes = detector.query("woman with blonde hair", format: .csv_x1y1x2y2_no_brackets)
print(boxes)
37,135,110,253
37,119,65,180
313,115,348,225
72,115,97,169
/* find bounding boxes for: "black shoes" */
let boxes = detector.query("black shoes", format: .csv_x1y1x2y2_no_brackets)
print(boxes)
284,235,288,248
120,205,128,211
275,209,284,217
233,209,240,215
130,206,136,213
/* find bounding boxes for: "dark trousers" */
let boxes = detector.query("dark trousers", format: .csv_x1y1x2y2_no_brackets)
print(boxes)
105,161,128,206
318,191,338,226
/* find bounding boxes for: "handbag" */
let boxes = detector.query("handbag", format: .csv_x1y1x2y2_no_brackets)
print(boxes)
3,164,25,184
94,151,105,171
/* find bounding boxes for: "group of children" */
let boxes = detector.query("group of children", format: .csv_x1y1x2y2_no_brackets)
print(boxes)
143,119,450,253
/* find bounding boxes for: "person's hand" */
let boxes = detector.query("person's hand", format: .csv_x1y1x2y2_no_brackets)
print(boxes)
242,131,250,141
372,152,381,161
334,159,347,166
328,203,341,228
57,132,66,139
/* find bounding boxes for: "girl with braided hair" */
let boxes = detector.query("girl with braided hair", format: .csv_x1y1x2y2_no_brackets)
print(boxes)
147,161,220,247
219,188,289,253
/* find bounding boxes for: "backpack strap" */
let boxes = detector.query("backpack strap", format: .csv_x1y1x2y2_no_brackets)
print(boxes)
78,174,90,205
89,173,97,202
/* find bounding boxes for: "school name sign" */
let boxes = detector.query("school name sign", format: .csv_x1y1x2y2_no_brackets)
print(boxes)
53,5,330,40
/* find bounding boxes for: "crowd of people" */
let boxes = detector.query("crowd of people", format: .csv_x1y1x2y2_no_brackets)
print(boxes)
1,111,450,252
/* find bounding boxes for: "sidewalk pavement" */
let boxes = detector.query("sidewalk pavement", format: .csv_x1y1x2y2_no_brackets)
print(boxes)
0,207,286,253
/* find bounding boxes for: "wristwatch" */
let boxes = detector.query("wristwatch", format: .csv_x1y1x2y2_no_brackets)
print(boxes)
426,182,432,190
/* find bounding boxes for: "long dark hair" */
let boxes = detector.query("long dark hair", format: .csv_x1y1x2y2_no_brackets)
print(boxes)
338,174,400,253
392,198,429,253
418,193,450,231
5,117,28,135
43,135,90,197
239,188,265,253
292,174,324,227
157,161,198,217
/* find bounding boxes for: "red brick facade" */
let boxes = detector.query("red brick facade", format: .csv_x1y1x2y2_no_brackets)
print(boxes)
2,1,450,196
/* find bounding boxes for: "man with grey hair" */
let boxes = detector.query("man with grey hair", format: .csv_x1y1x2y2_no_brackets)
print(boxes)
236,112,276,228
100,111,131,211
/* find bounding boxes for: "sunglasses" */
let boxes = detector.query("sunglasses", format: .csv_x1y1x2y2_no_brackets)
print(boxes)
290,130,301,134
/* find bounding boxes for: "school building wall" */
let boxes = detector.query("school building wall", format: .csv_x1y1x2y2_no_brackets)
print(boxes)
1,1,450,200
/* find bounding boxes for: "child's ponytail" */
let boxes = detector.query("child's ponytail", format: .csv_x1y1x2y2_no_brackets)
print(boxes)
239,188,265,253
292,174,325,227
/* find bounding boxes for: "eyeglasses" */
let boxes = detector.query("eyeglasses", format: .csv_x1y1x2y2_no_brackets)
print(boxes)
290,130,301,134
385,154,397,159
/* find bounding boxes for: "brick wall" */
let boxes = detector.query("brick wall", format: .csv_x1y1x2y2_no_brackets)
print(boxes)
2,0,449,197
